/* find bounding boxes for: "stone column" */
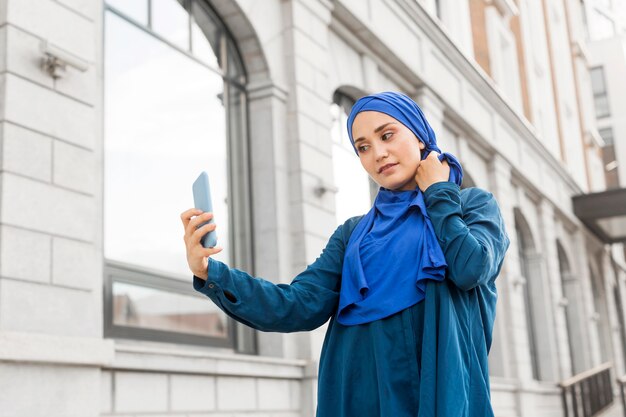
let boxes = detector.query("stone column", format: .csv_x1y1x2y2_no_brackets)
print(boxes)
281,1,336,416
0,1,113,416
247,80,293,359
536,198,569,380
415,85,445,144
487,155,536,417
486,154,518,380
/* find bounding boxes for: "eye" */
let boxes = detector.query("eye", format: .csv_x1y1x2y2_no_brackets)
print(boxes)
381,132,393,141
357,145,369,153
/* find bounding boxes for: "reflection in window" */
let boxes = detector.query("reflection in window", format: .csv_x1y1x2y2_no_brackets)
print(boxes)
113,281,229,338
152,0,190,49
191,1,220,68
330,93,374,225
104,1,248,349
106,0,148,25
105,0,225,72
104,11,230,278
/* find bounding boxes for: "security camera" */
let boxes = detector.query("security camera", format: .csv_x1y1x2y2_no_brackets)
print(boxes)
40,40,89,79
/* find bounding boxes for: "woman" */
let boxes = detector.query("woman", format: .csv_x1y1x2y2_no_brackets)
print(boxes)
180,91,510,416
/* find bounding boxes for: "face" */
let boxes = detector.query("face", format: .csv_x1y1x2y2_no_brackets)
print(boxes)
351,111,425,191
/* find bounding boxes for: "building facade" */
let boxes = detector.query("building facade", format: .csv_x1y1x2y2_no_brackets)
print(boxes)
586,0,626,190
0,0,625,416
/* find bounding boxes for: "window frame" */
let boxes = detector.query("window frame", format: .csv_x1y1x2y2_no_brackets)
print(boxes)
331,90,378,214
485,6,524,111
104,260,237,348
102,0,255,353
591,66,611,119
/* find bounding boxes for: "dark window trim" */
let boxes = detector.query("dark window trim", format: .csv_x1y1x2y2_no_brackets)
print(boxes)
103,0,256,353
104,1,246,89
104,260,237,348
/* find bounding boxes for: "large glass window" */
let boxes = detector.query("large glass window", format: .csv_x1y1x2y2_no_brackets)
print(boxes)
591,66,611,118
103,0,250,349
330,91,376,225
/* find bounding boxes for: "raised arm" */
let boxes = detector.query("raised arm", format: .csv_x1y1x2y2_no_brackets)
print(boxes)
192,217,361,333
423,182,510,291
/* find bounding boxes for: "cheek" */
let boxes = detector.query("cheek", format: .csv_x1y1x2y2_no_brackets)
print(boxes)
360,157,378,176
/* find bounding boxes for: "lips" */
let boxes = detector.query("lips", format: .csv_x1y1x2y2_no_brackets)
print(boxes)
379,163,398,173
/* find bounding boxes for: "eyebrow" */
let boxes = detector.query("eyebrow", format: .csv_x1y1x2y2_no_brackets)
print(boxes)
354,122,397,144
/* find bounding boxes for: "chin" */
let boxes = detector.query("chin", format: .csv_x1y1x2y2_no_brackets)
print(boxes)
378,177,416,191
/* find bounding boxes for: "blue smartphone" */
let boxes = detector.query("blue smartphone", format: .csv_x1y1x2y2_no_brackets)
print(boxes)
192,171,218,248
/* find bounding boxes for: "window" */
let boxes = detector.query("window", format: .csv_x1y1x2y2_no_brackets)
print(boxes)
421,0,473,56
600,128,619,188
486,6,523,111
435,0,443,19
103,0,253,351
589,262,613,362
599,127,614,146
330,91,377,225
591,66,611,118
515,210,542,380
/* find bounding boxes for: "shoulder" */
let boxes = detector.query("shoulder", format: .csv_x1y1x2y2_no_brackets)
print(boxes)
460,187,497,211
337,215,366,244
460,186,493,202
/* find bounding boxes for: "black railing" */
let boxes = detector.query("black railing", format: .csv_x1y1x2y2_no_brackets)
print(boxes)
559,362,614,417
617,374,626,416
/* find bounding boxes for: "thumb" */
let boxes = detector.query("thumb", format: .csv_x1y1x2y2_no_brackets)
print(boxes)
427,150,440,161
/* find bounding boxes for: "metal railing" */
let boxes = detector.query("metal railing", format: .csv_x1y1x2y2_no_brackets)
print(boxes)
617,374,626,416
559,362,614,417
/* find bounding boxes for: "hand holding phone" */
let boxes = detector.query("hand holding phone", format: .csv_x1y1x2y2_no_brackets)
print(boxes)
192,171,218,248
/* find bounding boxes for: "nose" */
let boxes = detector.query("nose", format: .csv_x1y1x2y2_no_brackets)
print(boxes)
374,143,388,162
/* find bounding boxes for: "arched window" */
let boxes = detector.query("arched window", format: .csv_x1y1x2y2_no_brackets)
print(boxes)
557,240,583,375
330,90,376,225
103,0,251,350
589,259,613,363
515,209,541,380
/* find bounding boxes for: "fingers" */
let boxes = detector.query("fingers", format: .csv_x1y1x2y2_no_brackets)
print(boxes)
427,151,441,161
180,208,202,228
182,210,215,238
192,221,217,243
203,246,223,257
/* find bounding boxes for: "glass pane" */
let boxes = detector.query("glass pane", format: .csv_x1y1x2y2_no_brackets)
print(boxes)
191,0,221,69
104,11,230,279
152,0,190,50
113,281,229,338
330,102,372,226
594,95,611,118
590,67,606,94
598,215,626,240
106,0,148,25
599,127,614,145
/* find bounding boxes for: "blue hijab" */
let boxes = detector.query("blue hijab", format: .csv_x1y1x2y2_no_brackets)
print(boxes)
337,91,464,325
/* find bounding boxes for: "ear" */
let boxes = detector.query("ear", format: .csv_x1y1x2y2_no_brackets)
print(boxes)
418,140,425,150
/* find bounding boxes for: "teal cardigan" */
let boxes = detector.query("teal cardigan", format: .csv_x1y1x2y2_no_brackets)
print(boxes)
194,182,510,416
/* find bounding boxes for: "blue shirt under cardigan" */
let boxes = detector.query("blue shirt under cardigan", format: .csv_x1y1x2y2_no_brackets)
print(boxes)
193,182,510,417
